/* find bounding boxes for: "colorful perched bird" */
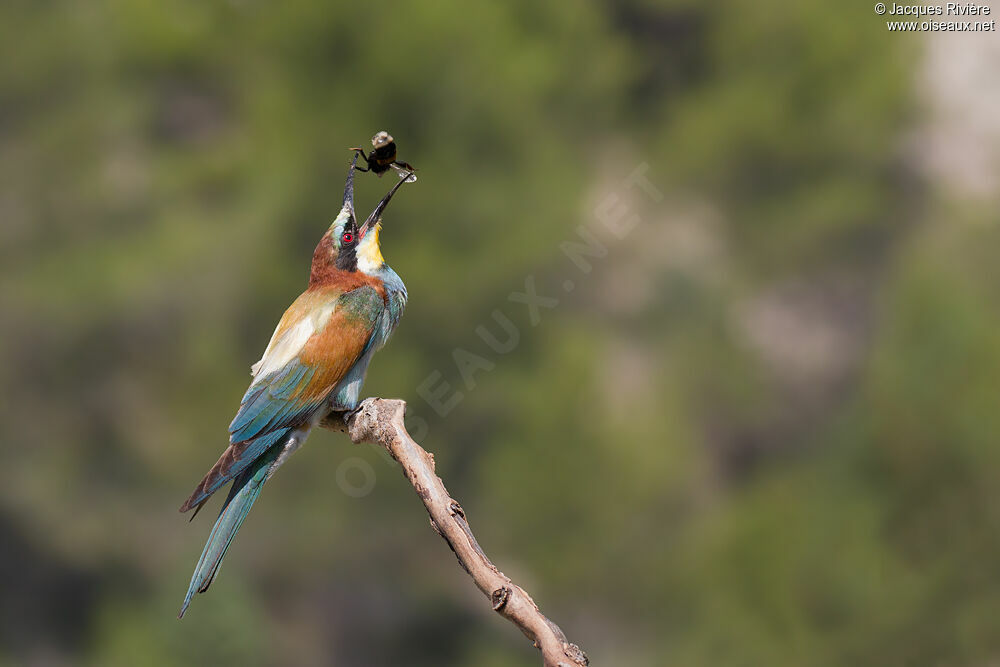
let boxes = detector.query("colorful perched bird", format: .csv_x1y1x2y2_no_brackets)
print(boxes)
178,155,412,618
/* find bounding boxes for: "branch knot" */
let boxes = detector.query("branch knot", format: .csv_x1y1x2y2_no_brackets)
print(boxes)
491,585,512,611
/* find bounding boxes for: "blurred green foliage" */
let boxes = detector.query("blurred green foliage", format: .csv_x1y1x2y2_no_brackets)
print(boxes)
1,1,998,665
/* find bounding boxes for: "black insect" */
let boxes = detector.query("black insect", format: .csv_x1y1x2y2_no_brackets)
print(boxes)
351,131,416,179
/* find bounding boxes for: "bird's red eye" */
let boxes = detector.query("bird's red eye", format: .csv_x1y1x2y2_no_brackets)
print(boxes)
341,232,354,244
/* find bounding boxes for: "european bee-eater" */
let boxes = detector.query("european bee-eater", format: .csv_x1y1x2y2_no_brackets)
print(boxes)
178,156,411,618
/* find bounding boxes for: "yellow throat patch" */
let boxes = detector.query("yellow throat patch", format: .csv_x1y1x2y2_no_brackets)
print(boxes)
357,222,384,273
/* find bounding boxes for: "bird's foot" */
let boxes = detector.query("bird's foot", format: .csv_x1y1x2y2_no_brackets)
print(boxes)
343,405,364,423
325,404,363,425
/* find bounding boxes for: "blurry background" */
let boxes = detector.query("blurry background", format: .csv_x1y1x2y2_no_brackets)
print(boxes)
2,1,1000,665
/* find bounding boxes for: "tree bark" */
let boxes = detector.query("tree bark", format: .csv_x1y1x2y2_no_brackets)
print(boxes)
321,397,589,667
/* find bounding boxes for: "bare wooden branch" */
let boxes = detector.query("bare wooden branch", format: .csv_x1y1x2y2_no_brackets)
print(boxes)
320,397,588,667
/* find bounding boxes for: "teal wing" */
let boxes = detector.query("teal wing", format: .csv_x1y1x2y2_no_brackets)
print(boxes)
179,285,384,513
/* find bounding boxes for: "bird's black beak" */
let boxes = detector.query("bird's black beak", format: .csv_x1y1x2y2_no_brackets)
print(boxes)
359,169,414,238
342,153,359,225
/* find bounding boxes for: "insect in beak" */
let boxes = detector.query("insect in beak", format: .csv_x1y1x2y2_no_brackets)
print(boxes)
350,130,417,181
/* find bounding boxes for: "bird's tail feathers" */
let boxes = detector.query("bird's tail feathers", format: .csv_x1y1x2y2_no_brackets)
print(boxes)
178,443,282,618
